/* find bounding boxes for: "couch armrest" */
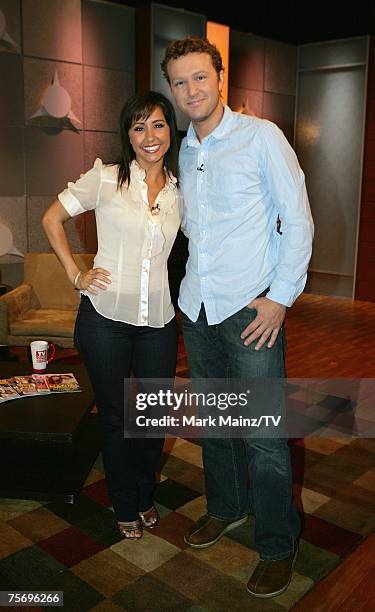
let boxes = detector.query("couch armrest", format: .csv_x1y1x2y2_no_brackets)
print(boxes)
0,284,35,344
0,299,9,344
0,283,34,322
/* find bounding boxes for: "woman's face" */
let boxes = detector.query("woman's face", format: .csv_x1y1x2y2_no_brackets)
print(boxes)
128,106,171,171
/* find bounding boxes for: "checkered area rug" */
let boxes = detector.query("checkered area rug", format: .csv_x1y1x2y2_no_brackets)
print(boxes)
0,430,374,611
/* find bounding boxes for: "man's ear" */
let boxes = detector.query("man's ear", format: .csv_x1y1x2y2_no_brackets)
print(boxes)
218,69,224,93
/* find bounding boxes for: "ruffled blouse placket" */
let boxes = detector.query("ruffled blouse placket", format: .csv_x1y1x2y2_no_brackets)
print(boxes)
132,161,176,326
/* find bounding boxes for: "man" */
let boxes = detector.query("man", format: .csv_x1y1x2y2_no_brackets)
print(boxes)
161,37,313,598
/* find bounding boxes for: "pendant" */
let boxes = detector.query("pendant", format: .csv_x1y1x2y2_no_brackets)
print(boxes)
151,206,160,215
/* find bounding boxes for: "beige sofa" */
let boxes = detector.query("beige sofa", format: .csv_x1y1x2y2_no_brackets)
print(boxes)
0,253,94,348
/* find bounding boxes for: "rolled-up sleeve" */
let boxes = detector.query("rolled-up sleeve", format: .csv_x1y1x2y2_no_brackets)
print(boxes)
259,122,314,307
58,157,103,217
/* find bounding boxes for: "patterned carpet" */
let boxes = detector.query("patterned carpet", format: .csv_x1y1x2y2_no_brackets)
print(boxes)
0,431,374,611
0,348,374,610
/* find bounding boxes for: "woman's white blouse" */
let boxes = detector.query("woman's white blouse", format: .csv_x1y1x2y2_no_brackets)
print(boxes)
58,158,180,327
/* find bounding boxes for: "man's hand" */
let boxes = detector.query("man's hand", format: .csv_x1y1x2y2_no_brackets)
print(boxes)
240,297,286,350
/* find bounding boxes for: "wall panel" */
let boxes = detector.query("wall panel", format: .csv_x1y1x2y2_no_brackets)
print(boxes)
22,0,82,63
262,92,295,144
296,38,368,297
229,32,265,91
82,0,134,71
0,0,21,54
0,197,27,254
0,53,23,124
0,0,135,285
25,127,84,196
355,37,375,301
83,131,121,171
0,127,24,196
83,65,133,131
265,39,297,96
228,31,297,146
24,57,83,127
27,195,86,253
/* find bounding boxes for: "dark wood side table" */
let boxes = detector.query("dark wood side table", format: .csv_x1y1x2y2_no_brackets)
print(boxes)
0,362,100,503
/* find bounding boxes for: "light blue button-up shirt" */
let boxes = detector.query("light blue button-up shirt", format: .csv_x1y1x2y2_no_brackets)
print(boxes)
178,105,314,325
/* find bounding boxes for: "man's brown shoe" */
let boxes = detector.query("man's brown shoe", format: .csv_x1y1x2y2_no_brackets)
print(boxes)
184,514,248,548
247,547,298,598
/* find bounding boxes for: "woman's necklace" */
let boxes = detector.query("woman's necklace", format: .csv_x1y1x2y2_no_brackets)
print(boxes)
147,171,166,216
150,202,160,216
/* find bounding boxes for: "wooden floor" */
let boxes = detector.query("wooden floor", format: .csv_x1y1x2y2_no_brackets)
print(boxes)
293,533,375,612
285,294,375,611
284,293,375,378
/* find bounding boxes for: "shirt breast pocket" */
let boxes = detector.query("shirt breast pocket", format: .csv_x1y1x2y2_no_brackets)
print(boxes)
210,173,250,214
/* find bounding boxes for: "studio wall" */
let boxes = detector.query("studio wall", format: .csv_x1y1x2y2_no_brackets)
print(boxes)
0,1,372,304
0,0,135,287
228,32,297,144
295,37,369,298
355,37,375,302
136,2,206,131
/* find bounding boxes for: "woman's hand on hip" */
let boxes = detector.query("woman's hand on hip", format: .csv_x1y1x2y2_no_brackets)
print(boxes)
76,268,111,295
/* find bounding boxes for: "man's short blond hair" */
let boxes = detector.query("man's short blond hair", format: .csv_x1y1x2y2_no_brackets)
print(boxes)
161,37,224,83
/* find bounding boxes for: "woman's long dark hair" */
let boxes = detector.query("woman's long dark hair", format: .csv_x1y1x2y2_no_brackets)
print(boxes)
117,91,180,190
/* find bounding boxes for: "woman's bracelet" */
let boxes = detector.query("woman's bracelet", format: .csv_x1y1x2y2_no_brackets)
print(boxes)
73,271,82,290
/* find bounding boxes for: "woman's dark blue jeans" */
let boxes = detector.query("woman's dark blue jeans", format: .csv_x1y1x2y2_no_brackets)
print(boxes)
74,296,178,521
182,303,301,561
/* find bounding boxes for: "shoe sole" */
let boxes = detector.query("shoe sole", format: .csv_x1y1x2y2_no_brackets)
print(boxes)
246,580,291,599
246,548,298,599
184,515,248,549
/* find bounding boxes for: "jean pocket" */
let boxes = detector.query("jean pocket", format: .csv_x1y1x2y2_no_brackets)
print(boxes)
241,304,258,318
244,304,257,312
243,287,270,311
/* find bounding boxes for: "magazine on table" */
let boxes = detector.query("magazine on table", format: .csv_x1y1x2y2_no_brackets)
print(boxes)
0,380,20,402
0,373,82,403
44,373,82,393
10,375,39,397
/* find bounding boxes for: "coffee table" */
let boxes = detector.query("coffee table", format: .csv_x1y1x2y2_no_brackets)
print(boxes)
0,362,100,503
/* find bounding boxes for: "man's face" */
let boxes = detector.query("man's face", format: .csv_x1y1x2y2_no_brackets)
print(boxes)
167,52,223,124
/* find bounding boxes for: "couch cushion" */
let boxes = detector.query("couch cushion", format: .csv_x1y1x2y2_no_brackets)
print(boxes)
24,253,94,310
10,309,76,337
8,334,75,348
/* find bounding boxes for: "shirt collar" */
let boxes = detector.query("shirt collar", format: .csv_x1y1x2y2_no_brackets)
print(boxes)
186,104,234,148
130,159,146,180
130,159,177,186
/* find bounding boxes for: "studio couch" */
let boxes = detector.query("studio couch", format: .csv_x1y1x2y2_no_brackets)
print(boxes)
0,253,94,348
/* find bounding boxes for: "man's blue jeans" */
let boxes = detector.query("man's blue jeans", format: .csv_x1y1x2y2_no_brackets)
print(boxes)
182,303,301,561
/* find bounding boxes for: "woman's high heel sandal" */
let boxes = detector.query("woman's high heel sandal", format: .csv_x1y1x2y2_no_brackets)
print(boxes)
118,519,142,540
139,506,159,528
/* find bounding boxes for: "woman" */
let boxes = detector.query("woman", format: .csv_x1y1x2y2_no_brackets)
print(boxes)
42,91,180,539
